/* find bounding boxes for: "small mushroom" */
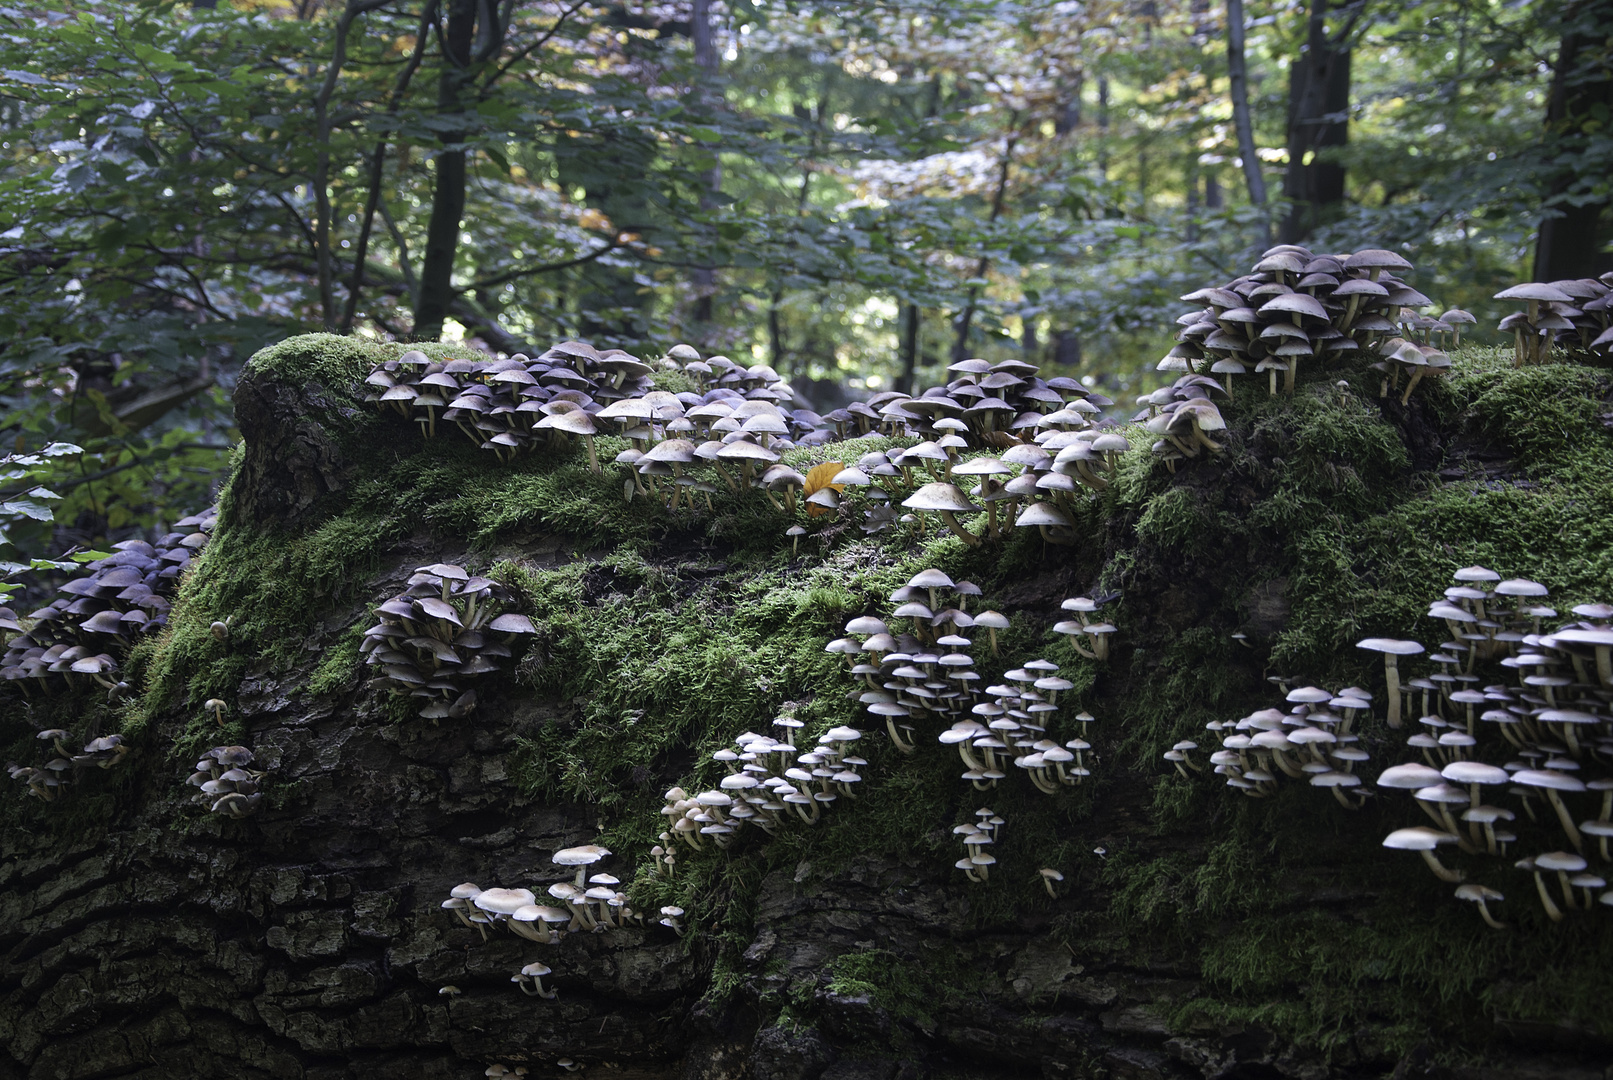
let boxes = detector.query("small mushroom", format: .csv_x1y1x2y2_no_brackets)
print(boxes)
514,961,557,999
1454,883,1506,930
1039,868,1065,899
1354,638,1424,728
1383,826,1464,883
205,698,228,727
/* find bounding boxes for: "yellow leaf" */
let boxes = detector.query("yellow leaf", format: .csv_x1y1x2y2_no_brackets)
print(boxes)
803,461,845,518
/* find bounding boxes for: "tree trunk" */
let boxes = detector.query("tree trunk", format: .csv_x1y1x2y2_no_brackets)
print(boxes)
1053,329,1082,369
411,0,480,341
689,0,722,336
1532,0,1613,281
1279,0,1355,245
951,134,1017,364
1226,0,1268,212
896,303,921,395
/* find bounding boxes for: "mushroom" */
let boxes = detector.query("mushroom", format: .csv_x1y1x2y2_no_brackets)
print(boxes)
974,611,1010,656
1453,883,1506,930
1512,770,1586,853
1383,826,1464,883
1521,851,1588,921
1354,638,1424,728
1039,868,1065,898
511,961,558,999
205,698,228,727
552,844,611,888
901,484,983,546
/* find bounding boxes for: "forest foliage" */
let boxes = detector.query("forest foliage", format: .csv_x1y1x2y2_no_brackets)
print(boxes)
0,0,1610,567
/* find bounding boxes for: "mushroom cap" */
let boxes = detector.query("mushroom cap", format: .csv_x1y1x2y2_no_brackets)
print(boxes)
902,483,980,514
1377,762,1444,789
1016,502,1074,528
1345,248,1414,272
1513,769,1587,792
1494,282,1574,303
1441,761,1509,786
1494,578,1548,597
474,888,538,915
1535,851,1588,872
1454,883,1502,902
1356,637,1424,655
1383,826,1459,851
552,844,611,867
449,882,484,899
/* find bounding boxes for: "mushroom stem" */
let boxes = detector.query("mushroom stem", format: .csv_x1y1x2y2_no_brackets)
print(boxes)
1330,785,1361,811
1474,899,1506,931
884,717,916,754
938,510,981,547
1543,789,1585,854
1382,657,1404,729
1399,368,1425,406
1533,871,1566,922
1419,849,1465,883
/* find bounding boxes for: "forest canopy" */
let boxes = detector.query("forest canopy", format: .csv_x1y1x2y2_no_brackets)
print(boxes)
1,0,1610,567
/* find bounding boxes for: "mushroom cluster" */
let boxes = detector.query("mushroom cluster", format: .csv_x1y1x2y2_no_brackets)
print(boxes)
606,390,814,511
364,343,653,457
442,846,669,1001
821,356,1114,451
363,343,802,468
830,569,995,752
820,430,1127,547
1052,595,1118,661
7,729,129,802
186,745,265,819
362,339,1137,553
940,664,1090,793
1356,569,1613,925
1196,683,1376,808
1493,275,1613,366
361,563,535,718
1163,245,1441,399
952,808,1004,882
660,724,866,848
1,508,216,694
1134,374,1231,469
830,574,1097,798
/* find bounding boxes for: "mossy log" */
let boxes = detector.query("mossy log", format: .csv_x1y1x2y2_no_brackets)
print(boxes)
2,335,1612,1079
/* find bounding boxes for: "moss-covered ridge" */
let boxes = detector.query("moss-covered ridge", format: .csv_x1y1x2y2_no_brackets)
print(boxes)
116,336,1613,1064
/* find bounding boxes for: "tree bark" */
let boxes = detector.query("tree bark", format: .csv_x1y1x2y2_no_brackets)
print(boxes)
1226,0,1268,212
1279,0,1359,245
1532,0,1613,281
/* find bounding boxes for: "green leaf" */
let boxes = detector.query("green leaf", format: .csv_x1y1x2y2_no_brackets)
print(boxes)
1,500,54,521
71,549,114,563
